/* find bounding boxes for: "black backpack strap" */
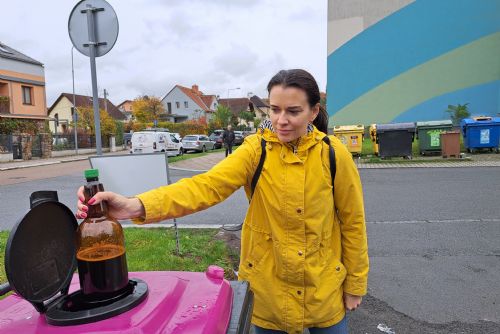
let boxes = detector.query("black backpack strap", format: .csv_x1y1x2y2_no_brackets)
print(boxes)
224,138,266,231
322,136,336,197
250,138,267,199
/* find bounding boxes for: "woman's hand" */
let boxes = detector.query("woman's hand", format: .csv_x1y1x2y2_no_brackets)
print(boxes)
344,293,362,311
76,186,145,220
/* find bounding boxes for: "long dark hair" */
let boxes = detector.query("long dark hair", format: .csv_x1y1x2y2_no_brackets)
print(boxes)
267,69,328,133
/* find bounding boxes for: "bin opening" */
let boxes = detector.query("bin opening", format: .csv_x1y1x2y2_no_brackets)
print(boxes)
472,116,492,121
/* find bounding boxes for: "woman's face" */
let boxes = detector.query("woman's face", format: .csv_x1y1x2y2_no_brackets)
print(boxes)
269,85,319,143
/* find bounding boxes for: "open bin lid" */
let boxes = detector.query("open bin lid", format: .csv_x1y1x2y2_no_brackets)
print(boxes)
416,120,453,128
461,117,500,126
376,122,415,133
5,200,78,312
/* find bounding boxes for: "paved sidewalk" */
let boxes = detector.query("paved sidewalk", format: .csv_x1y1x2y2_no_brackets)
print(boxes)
0,149,127,171
355,159,500,168
170,152,500,172
2,149,500,172
169,152,226,171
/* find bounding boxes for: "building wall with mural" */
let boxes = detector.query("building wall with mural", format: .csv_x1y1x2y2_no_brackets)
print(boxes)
327,0,500,125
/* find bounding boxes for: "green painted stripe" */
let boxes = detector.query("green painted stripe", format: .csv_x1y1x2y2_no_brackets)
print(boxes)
330,32,500,125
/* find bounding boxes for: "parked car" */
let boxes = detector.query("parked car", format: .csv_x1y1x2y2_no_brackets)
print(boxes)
182,134,215,152
131,131,183,156
234,131,244,145
171,132,182,142
209,132,224,149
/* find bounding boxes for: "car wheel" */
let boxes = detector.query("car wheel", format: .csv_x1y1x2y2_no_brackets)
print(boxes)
178,148,183,156
202,146,206,152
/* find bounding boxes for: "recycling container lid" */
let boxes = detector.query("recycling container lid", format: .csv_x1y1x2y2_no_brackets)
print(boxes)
461,117,500,126
333,124,364,132
416,120,453,127
376,122,416,133
5,201,78,307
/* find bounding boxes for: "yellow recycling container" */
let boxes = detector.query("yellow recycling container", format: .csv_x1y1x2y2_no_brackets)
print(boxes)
369,124,379,156
333,124,364,155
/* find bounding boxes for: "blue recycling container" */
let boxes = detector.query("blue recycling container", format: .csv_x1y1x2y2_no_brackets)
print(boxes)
460,117,500,153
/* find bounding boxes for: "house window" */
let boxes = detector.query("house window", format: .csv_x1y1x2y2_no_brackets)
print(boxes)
184,101,188,108
176,102,180,109
22,86,33,105
167,102,172,114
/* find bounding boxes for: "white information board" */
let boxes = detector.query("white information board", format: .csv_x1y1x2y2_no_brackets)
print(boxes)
89,153,169,197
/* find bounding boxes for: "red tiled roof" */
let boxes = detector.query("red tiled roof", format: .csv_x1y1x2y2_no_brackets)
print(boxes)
200,95,215,110
219,98,251,116
49,93,126,120
177,85,214,112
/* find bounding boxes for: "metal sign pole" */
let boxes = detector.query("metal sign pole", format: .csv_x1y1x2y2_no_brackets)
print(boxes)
69,0,118,156
82,4,104,155
71,46,79,155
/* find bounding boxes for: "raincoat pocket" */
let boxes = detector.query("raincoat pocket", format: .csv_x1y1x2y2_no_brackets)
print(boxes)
239,229,272,279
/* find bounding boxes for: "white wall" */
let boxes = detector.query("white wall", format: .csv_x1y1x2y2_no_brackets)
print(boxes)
161,86,205,120
48,96,73,133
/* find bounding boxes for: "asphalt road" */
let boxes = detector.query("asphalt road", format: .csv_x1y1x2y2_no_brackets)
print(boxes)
0,162,499,333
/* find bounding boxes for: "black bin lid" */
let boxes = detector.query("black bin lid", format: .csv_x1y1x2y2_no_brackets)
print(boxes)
5,201,78,309
376,122,416,133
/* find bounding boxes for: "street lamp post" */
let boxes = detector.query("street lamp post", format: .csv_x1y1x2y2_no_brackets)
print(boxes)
227,87,240,98
71,46,79,155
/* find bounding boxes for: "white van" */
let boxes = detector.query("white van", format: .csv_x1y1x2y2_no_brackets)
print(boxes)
131,131,183,156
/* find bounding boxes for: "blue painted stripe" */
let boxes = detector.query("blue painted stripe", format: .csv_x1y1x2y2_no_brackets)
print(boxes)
327,0,500,115
393,80,500,122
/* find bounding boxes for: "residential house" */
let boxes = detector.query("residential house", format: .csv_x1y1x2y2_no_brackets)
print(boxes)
117,100,134,121
160,84,216,123
0,41,48,128
48,93,125,133
219,96,269,127
249,95,270,119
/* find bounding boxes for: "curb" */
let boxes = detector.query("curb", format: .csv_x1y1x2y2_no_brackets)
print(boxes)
0,156,89,171
169,166,209,172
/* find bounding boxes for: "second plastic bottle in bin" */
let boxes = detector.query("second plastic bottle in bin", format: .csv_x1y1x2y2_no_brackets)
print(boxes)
77,168,129,298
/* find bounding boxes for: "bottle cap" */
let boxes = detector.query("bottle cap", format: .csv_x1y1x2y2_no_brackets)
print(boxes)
84,169,99,179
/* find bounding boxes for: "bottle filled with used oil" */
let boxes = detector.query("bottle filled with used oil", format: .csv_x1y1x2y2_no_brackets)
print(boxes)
76,169,129,298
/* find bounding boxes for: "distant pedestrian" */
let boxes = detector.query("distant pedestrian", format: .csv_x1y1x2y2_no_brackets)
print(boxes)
222,124,235,157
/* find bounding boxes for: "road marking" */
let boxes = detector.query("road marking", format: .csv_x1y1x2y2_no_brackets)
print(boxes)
169,167,208,172
367,218,500,224
122,223,224,229
121,219,500,229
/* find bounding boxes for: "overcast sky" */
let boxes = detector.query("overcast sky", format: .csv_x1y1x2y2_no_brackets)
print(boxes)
0,0,326,107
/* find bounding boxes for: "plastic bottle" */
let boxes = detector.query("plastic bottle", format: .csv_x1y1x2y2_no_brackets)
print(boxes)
76,169,129,298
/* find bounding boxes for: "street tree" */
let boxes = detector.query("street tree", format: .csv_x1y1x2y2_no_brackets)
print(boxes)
75,106,116,137
132,95,165,123
446,103,470,125
212,105,232,128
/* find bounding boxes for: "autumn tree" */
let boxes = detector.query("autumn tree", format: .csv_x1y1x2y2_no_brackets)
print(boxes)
132,95,165,123
74,106,116,137
212,104,232,127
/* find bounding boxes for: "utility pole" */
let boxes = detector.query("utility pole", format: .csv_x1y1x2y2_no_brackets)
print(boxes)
103,88,108,114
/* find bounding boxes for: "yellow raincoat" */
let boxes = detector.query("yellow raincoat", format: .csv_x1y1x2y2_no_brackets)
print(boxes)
134,127,369,333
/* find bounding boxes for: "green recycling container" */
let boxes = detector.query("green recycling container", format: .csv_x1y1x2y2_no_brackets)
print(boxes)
416,120,453,155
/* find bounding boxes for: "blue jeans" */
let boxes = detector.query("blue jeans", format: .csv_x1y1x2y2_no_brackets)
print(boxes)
253,316,348,334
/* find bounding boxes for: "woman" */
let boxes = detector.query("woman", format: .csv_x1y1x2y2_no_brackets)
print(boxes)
76,69,369,334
